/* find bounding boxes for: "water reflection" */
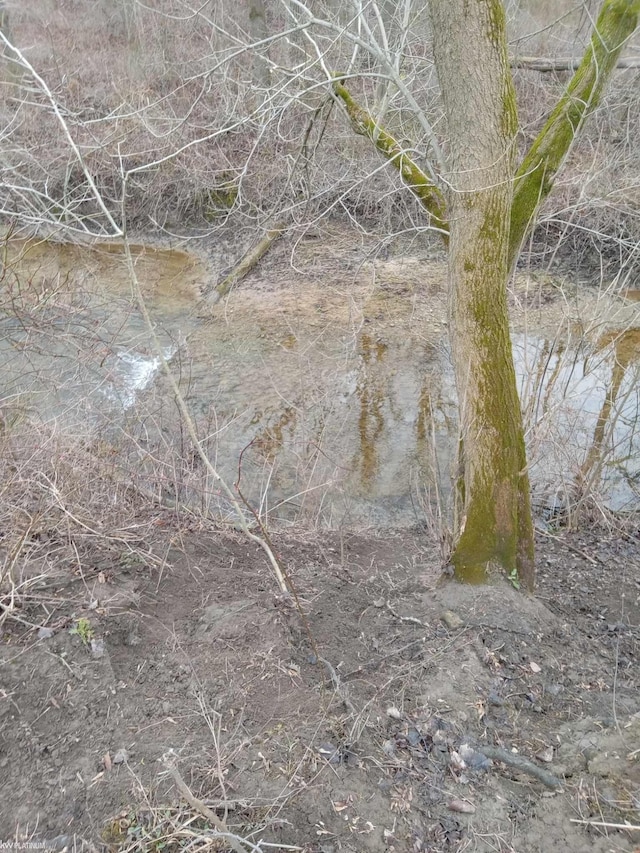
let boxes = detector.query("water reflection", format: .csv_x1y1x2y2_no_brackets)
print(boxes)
3,237,640,525
356,333,387,489
516,329,640,514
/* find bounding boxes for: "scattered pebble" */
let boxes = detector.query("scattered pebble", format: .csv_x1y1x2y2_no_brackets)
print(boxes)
37,626,55,640
47,836,72,852
90,638,105,659
406,727,423,747
382,739,396,757
536,746,554,763
459,743,493,770
449,750,466,771
441,610,464,630
386,706,402,719
113,748,128,764
448,798,476,814
317,742,340,763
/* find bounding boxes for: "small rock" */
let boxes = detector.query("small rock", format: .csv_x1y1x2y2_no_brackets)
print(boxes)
450,750,466,771
448,798,475,814
113,748,128,765
48,836,72,852
317,742,340,763
386,706,402,720
441,610,464,630
459,743,492,770
88,599,99,611
373,597,386,608
406,727,422,747
536,746,554,763
38,626,55,640
382,739,396,757
90,638,105,659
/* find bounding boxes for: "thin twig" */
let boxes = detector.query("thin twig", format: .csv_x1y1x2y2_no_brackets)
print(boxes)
318,656,357,715
162,752,245,853
119,196,288,595
569,819,640,830
536,528,602,565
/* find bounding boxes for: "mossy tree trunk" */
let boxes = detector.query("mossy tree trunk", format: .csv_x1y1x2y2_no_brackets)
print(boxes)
333,0,638,590
428,0,535,589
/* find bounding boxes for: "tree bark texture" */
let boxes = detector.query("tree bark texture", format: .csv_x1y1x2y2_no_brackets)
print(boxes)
429,0,535,588
333,80,448,234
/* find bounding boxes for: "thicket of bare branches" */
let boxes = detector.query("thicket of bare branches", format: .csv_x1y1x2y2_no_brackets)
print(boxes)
0,0,637,270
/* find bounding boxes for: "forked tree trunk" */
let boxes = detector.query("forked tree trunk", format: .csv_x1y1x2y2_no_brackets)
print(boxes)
328,0,638,591
429,0,535,589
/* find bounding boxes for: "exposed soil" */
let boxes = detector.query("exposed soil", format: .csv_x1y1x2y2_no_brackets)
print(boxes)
2,228,640,852
2,511,640,853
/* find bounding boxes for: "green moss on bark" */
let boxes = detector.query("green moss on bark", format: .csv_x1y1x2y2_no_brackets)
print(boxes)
451,188,534,589
333,81,449,237
509,0,640,269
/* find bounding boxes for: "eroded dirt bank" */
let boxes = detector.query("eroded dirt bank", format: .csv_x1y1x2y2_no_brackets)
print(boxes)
1,511,640,853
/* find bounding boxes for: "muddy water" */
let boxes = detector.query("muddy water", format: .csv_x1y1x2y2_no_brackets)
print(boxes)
0,237,204,415
516,326,640,515
2,237,640,526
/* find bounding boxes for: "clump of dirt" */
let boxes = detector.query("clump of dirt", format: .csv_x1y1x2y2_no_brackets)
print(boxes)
1,512,640,853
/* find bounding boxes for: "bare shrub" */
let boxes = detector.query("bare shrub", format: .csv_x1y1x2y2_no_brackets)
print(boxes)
0,415,167,628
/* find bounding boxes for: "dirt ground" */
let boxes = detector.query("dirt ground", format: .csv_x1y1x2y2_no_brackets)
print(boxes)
2,508,640,853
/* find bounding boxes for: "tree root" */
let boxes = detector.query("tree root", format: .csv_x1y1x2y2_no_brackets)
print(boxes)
476,745,563,789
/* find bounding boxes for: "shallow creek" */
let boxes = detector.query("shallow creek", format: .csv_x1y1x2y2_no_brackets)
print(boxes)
2,237,640,526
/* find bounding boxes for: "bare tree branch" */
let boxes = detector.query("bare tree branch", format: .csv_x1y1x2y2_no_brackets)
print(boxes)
332,79,448,236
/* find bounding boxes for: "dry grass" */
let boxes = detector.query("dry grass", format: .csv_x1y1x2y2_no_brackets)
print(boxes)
0,416,169,628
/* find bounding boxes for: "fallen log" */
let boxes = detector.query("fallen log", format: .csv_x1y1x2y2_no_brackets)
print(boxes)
205,219,288,306
511,55,640,72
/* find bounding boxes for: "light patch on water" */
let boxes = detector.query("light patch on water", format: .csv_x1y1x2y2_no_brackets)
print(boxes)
101,345,177,410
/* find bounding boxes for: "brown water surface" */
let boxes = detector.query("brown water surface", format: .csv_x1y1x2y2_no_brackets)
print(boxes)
2,237,640,525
